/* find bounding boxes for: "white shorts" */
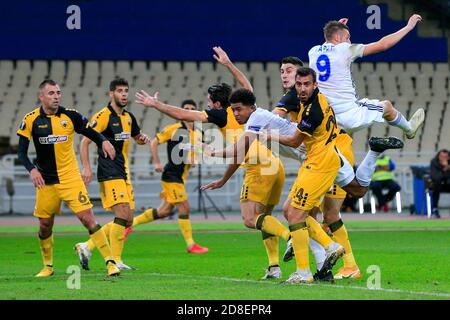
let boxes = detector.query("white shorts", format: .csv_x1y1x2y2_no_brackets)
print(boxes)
335,147,355,188
335,98,385,133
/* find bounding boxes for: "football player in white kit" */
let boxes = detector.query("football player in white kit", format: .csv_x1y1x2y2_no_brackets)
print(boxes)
309,14,424,136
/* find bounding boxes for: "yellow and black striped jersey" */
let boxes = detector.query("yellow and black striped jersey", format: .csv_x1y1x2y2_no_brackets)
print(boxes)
17,106,95,184
296,88,341,173
156,122,202,184
203,106,244,143
89,104,141,182
274,87,299,121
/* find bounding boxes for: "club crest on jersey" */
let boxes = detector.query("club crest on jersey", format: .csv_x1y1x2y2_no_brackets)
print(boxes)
60,120,68,128
39,135,68,144
114,132,131,141
19,121,26,130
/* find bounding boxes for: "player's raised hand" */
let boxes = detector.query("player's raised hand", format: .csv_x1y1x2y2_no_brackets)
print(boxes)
338,18,348,25
30,168,45,189
135,90,160,108
102,140,116,160
200,179,224,191
213,46,232,67
407,14,422,30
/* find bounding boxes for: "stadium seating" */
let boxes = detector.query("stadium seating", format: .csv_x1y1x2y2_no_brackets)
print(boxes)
1,60,448,164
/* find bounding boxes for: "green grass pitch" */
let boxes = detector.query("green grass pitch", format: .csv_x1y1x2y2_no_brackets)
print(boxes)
1,218,450,300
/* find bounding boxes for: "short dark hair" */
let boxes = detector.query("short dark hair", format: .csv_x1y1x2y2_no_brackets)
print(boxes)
39,79,58,90
229,88,256,106
281,56,304,67
323,21,349,41
109,78,129,91
181,99,197,108
207,83,232,107
296,67,317,83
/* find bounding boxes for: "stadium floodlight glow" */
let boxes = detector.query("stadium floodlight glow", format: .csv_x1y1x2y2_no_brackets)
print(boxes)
370,196,376,214
359,198,364,214
396,192,402,214
426,192,432,219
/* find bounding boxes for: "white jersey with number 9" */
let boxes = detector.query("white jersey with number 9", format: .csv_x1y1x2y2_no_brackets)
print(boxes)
308,42,365,114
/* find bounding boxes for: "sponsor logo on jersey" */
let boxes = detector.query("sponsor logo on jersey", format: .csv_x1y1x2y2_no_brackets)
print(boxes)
114,132,131,141
248,125,261,132
19,121,26,130
38,124,48,129
112,122,120,127
300,120,311,129
90,120,97,128
39,135,68,144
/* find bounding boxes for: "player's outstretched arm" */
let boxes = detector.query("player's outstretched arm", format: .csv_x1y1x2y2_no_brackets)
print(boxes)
213,46,253,92
135,90,207,122
267,129,305,148
200,163,241,191
363,14,422,56
207,132,256,162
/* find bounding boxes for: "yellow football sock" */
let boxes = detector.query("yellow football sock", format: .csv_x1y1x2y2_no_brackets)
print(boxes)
306,216,333,248
85,221,113,251
133,208,158,226
89,225,114,263
289,223,309,270
262,232,279,267
39,233,53,267
256,214,290,241
178,215,194,247
110,218,127,262
329,219,357,267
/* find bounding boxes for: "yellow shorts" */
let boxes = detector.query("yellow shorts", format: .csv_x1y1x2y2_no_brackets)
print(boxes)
33,178,93,219
240,160,285,206
99,179,135,210
160,181,188,204
289,166,338,211
326,132,355,200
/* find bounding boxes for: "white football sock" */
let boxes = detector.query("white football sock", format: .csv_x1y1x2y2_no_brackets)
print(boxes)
355,150,381,187
309,238,326,271
387,111,411,132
